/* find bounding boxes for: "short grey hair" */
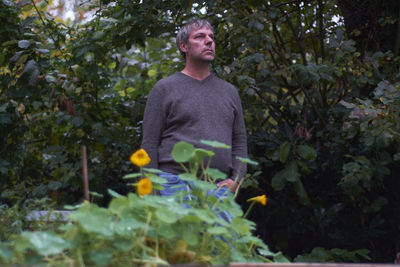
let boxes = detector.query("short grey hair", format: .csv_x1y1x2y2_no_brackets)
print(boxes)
176,18,214,60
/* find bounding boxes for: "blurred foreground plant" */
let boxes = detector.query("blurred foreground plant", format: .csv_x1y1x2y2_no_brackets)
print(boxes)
0,141,286,266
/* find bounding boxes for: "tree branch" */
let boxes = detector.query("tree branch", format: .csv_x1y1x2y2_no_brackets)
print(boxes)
30,0,59,49
280,5,307,65
317,0,326,60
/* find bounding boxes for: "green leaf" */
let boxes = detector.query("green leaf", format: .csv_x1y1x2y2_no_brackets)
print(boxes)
92,31,105,40
249,20,264,31
157,224,177,239
2,40,18,47
205,168,227,180
114,217,146,235
23,59,40,86
279,142,291,163
271,169,286,191
48,181,62,190
200,139,231,149
0,114,12,124
190,179,216,191
171,141,195,163
146,173,167,184
159,199,189,215
181,215,199,223
178,173,197,181
236,156,259,165
274,252,291,262
297,145,317,160
18,40,30,49
108,196,130,215
231,250,247,263
258,247,275,257
343,162,360,173
35,48,50,54
108,189,122,198
123,173,142,179
0,103,8,112
368,196,388,213
89,191,103,198
69,204,114,237
271,161,300,190
293,178,310,205
148,69,157,77
231,217,250,234
155,208,178,223
189,148,214,164
32,101,42,110
21,231,70,256
9,51,24,62
286,160,300,182
72,117,84,127
207,226,228,235
0,243,13,261
191,209,216,224
354,249,371,260
89,250,113,266
237,75,256,85
182,227,199,246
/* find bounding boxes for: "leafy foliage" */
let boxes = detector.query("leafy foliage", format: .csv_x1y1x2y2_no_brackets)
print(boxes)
0,143,285,266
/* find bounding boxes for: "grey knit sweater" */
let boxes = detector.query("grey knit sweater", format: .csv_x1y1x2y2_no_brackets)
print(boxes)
141,72,247,180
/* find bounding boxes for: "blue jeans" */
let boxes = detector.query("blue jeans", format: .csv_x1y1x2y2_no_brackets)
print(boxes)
159,172,233,223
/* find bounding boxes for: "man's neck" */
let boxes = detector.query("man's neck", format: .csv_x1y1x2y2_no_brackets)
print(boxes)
181,62,211,81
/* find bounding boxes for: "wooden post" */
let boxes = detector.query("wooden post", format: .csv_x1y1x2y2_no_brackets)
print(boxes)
81,145,89,201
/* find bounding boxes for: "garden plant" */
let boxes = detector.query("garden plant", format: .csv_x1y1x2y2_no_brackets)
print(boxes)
0,141,286,266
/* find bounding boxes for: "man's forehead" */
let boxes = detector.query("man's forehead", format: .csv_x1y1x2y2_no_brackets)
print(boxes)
189,25,214,35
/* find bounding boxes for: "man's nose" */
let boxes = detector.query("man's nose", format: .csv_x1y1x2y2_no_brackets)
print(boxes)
205,35,213,45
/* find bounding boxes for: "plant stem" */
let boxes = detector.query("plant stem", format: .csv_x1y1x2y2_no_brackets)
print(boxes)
243,201,256,218
179,163,189,173
77,249,85,267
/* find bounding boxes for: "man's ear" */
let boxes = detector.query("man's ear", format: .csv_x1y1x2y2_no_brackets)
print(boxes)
179,41,188,53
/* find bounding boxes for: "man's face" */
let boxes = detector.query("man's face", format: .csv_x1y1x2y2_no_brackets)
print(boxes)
181,26,215,62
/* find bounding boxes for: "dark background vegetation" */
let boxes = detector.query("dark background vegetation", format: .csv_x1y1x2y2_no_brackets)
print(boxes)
1,0,399,263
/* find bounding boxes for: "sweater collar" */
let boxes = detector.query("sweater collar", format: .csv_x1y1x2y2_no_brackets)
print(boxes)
177,71,214,83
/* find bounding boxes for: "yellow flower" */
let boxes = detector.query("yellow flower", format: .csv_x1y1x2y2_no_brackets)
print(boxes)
137,178,152,196
130,148,151,167
247,194,267,206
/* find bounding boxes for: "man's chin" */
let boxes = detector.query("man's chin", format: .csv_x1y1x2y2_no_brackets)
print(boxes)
202,55,215,62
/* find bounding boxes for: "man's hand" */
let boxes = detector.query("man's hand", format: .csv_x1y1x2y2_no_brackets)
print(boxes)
217,178,238,193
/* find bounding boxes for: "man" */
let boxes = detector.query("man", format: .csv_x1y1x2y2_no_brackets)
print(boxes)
141,18,247,195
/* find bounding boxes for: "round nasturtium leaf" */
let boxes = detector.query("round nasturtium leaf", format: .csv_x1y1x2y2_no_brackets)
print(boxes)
190,148,214,164
171,141,195,163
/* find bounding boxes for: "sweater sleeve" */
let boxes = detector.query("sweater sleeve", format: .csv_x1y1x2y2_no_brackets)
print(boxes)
140,83,166,170
231,90,248,182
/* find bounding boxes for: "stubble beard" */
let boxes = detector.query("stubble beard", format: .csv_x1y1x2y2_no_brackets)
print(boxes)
185,43,215,63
